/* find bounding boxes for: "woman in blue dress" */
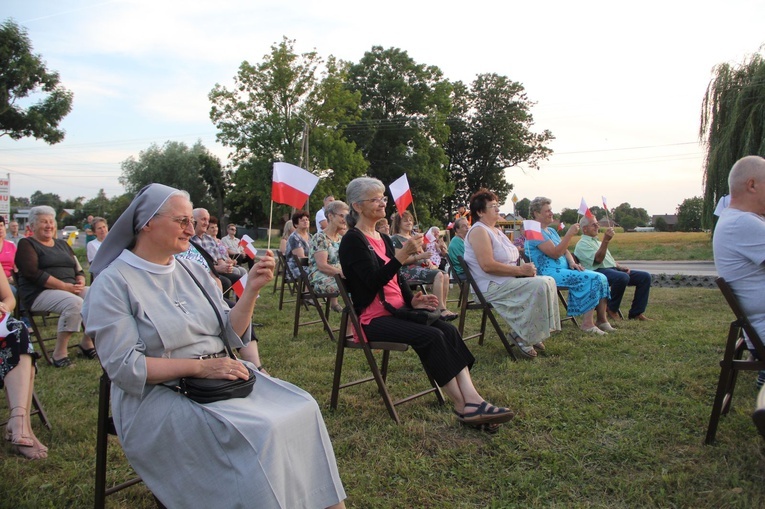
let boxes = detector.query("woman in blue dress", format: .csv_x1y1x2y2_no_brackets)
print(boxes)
525,197,614,335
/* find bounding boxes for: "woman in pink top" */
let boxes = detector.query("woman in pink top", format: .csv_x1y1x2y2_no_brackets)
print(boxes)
338,177,514,430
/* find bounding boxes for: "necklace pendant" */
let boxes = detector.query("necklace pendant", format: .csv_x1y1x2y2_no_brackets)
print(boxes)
175,300,189,314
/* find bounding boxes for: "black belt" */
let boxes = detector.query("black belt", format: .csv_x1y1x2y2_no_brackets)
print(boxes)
197,351,228,360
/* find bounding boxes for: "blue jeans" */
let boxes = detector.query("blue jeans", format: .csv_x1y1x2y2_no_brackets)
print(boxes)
596,268,651,318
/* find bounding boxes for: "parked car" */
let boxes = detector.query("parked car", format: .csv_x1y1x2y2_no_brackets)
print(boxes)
60,226,80,239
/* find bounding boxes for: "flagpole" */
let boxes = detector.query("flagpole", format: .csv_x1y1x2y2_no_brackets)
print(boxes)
410,198,420,232
267,200,274,251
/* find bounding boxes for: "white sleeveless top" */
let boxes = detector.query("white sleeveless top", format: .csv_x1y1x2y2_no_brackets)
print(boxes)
463,220,520,293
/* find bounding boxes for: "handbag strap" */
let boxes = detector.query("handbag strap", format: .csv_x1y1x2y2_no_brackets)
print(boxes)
177,260,236,360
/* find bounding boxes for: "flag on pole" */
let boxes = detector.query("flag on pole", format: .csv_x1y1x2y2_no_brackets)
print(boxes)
66,232,77,246
558,222,565,231
232,272,248,298
578,197,595,220
272,162,319,209
389,174,413,217
602,196,608,211
239,234,258,259
446,221,454,230
523,220,544,241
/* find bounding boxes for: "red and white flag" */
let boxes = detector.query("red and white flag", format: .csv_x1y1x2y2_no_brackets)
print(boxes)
578,197,595,220
523,220,544,241
272,162,319,209
446,222,454,230
602,196,608,211
558,222,565,231
232,272,248,298
423,227,437,245
389,174,413,217
239,234,258,259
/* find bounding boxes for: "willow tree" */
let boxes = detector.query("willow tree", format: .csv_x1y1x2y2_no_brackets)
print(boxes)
700,49,765,229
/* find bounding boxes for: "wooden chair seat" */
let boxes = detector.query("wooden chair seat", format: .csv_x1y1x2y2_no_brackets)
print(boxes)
330,275,444,423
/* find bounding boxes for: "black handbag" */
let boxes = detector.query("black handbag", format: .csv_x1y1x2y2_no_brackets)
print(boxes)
164,262,256,404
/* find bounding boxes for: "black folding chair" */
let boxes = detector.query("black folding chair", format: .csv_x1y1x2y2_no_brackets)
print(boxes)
705,277,765,444
330,275,444,423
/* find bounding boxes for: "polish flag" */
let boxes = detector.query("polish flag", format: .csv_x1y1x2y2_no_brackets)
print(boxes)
423,227,437,245
578,197,595,220
272,162,319,209
558,222,565,231
523,220,544,241
232,272,248,298
239,234,258,259
602,196,608,211
389,174,413,217
446,222,454,230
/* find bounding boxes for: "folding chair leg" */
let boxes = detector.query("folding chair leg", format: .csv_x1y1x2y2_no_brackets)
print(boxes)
706,363,734,445
31,391,51,429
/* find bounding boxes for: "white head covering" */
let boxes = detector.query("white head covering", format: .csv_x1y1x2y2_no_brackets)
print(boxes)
89,183,181,276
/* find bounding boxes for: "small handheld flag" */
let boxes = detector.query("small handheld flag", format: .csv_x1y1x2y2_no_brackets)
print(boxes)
272,162,319,209
232,273,248,298
239,234,258,259
523,220,544,241
389,174,413,217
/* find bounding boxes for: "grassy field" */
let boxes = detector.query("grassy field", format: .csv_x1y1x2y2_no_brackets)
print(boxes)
3,268,764,508
567,231,712,261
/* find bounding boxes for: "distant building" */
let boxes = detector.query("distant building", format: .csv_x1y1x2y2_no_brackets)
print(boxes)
651,214,678,231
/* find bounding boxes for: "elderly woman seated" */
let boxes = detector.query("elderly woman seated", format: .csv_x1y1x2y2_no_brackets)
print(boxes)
285,209,312,278
463,189,560,359
308,200,349,313
390,211,457,321
0,269,47,460
83,184,346,508
15,205,96,366
525,196,613,335
339,177,515,431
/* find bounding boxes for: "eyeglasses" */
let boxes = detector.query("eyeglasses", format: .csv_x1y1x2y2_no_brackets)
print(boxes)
156,215,196,229
359,196,388,205
487,204,501,211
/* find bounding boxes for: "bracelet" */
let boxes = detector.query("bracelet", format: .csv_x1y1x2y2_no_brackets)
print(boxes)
255,365,263,372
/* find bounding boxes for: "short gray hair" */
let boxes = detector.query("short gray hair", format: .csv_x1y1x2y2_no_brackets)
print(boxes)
454,217,468,230
325,199,349,217
529,197,551,218
29,205,56,227
729,155,765,196
346,177,385,228
579,215,595,228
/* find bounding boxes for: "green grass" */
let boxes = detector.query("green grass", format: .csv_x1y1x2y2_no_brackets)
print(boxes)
568,231,713,261
3,280,764,508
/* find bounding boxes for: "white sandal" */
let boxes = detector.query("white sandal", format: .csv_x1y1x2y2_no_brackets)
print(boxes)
581,326,607,335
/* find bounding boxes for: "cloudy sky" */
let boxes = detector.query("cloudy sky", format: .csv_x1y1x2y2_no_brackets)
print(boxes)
3,0,764,216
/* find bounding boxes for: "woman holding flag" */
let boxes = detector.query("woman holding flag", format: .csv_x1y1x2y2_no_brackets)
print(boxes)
525,197,612,335
339,177,515,430
463,189,560,359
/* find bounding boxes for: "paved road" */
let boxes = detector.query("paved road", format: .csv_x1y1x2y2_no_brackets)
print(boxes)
619,260,717,277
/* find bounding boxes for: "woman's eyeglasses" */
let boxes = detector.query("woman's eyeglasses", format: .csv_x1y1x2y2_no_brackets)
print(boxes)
156,215,196,229
359,196,388,205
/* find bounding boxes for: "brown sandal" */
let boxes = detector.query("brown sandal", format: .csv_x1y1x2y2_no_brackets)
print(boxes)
4,407,34,447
